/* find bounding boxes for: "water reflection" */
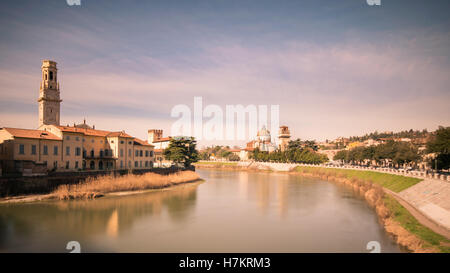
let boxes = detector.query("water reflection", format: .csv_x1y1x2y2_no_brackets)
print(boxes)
0,170,401,253
0,183,199,252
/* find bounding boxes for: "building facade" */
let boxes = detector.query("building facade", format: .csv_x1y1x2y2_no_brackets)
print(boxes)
147,129,172,167
0,60,156,175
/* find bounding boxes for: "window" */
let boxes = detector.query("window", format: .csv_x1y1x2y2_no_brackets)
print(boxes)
120,140,124,144
91,139,94,143
49,71,53,80
120,149,124,157
43,161,47,167
90,161,95,170
135,150,139,157
120,160,123,168
54,146,58,155
31,145,37,155
100,150,104,157
90,149,94,157
135,161,138,167
66,161,69,169
66,146,70,156
19,144,25,155
53,161,58,168
75,161,79,169
66,136,70,140
128,141,132,144
43,145,48,155
128,161,131,167
145,161,148,167
140,161,142,167
145,150,149,157
150,151,154,157
76,147,81,156
140,150,143,157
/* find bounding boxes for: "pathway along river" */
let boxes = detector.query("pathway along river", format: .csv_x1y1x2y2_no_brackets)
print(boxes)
0,169,402,252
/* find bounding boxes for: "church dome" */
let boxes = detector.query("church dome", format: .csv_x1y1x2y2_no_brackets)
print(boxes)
257,126,271,142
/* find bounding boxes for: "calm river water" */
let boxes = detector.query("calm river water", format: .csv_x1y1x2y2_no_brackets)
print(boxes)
0,169,401,252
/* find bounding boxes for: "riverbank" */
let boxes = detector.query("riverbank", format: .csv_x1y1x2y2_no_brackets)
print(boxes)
0,171,202,203
0,166,189,197
195,161,450,252
294,166,450,253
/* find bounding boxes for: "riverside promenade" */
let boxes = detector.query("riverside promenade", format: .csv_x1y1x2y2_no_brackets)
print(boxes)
201,160,450,238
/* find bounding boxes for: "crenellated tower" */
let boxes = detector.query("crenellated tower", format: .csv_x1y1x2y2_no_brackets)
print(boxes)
278,126,291,152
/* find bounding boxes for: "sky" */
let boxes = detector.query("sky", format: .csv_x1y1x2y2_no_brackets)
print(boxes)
0,0,449,147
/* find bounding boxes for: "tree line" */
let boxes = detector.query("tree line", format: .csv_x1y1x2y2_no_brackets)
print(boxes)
334,126,450,171
250,139,328,164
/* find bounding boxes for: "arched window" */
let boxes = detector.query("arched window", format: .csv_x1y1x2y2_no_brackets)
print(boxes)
90,161,95,170
99,161,103,170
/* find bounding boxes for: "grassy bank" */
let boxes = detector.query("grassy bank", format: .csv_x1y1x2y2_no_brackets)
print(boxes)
294,166,421,192
383,195,450,253
53,171,200,200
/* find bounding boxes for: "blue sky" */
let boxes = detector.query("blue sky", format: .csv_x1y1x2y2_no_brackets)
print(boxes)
0,0,449,146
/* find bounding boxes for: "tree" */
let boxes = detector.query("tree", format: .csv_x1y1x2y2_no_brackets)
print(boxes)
426,126,450,170
228,154,240,161
163,137,199,168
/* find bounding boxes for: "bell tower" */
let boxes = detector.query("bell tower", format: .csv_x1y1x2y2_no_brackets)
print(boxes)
38,60,61,128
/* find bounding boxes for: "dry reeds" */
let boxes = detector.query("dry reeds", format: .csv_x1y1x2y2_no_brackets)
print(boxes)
52,171,200,200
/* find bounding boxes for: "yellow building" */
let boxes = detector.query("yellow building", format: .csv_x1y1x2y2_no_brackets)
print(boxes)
0,60,155,175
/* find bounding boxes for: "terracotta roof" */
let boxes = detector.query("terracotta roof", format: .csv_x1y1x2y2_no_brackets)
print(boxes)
107,131,134,138
2,127,61,140
134,138,154,147
229,149,241,152
55,125,134,138
151,137,171,143
154,149,164,153
244,147,255,152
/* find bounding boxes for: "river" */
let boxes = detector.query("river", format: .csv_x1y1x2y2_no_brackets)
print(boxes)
0,169,401,252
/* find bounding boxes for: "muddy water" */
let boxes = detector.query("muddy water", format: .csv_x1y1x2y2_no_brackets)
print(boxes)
0,169,401,252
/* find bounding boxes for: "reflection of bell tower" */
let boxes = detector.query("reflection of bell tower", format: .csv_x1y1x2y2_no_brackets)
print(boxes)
38,60,61,128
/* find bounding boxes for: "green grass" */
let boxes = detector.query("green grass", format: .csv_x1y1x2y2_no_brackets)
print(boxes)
383,195,450,253
295,166,421,192
195,161,238,166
